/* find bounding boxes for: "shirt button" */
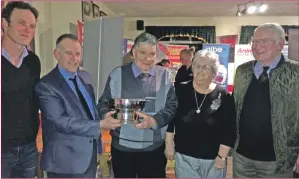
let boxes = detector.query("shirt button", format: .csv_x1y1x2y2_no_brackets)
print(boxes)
89,140,92,143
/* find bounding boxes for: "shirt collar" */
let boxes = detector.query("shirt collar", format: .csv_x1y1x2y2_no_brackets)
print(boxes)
1,47,29,65
255,55,281,70
58,64,78,81
131,62,156,78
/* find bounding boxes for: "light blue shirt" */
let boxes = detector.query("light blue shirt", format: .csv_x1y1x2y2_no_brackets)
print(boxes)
2,47,29,68
254,55,281,79
58,65,96,120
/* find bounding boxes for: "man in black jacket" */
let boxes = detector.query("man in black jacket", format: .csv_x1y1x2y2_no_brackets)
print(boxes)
174,47,195,86
1,2,41,178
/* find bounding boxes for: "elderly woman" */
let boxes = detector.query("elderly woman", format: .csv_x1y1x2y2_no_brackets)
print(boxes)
165,50,236,178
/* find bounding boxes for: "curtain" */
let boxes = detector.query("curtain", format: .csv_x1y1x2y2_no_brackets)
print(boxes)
239,26,257,44
145,26,216,43
239,25,299,44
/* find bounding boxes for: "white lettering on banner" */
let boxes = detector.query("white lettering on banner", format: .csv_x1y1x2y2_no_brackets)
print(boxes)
205,46,223,53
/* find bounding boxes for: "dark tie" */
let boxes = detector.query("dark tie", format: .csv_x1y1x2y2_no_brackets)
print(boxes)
138,73,151,97
139,73,150,81
258,66,270,82
69,76,93,120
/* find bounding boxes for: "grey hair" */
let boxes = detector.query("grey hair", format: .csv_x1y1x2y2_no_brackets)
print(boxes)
132,32,158,50
254,23,285,43
192,50,220,75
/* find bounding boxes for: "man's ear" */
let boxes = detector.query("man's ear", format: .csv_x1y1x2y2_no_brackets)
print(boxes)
54,49,59,61
2,18,9,30
132,49,136,59
278,38,284,50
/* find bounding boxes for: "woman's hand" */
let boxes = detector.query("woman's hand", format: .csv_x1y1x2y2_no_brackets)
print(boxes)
165,142,175,161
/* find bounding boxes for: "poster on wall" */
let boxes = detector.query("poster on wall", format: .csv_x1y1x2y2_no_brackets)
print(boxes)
202,44,230,89
234,44,254,70
218,35,238,63
166,45,188,63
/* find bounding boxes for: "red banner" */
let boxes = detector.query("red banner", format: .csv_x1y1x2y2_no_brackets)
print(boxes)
158,43,169,55
77,20,84,46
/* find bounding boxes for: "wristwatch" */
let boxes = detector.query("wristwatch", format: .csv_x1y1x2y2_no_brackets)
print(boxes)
217,154,227,161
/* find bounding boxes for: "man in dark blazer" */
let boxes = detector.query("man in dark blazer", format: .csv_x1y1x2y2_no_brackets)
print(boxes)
35,34,121,178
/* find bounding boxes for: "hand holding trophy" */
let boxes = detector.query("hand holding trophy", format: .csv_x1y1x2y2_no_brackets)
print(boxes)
100,111,121,130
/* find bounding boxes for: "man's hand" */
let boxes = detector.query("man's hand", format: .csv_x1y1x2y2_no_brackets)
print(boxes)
135,111,157,129
100,111,122,130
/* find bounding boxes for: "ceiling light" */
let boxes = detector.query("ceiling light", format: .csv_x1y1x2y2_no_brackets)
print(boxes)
236,1,268,16
236,6,242,16
247,5,257,14
259,3,268,12
236,11,242,16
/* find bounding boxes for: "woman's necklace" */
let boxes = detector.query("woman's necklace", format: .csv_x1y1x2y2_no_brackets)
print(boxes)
194,89,208,114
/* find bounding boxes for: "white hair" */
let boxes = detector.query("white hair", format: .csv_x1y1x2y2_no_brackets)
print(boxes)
192,50,220,75
255,23,285,43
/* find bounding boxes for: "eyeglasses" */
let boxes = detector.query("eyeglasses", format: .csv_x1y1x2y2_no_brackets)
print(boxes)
194,64,212,71
250,38,275,47
136,51,157,60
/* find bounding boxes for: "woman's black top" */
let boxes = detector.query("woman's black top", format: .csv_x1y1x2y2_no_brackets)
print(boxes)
167,80,236,159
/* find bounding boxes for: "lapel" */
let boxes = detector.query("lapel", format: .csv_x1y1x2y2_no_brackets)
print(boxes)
238,61,255,112
269,54,285,84
53,66,85,115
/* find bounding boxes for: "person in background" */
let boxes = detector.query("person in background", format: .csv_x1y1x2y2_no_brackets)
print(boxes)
1,2,40,178
233,23,298,178
165,50,236,178
156,59,171,69
35,33,121,178
97,32,177,178
122,49,134,65
174,47,195,85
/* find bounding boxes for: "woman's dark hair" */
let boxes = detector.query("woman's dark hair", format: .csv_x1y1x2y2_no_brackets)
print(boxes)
156,59,170,66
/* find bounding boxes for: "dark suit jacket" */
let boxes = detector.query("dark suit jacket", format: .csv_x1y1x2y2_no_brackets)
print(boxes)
35,66,100,174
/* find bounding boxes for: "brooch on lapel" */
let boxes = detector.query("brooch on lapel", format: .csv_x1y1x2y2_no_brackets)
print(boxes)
210,93,222,111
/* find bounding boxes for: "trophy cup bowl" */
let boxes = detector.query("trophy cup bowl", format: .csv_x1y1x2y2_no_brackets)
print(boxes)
108,98,147,124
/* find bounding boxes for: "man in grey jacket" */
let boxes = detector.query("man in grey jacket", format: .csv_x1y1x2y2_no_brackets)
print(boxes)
97,32,177,178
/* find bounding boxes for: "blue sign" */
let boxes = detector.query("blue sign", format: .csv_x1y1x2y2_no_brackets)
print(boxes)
202,44,230,89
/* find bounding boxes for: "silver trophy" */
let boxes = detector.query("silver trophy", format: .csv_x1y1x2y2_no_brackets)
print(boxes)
108,98,147,124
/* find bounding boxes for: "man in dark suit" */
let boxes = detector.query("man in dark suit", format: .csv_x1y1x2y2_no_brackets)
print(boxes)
35,34,121,178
